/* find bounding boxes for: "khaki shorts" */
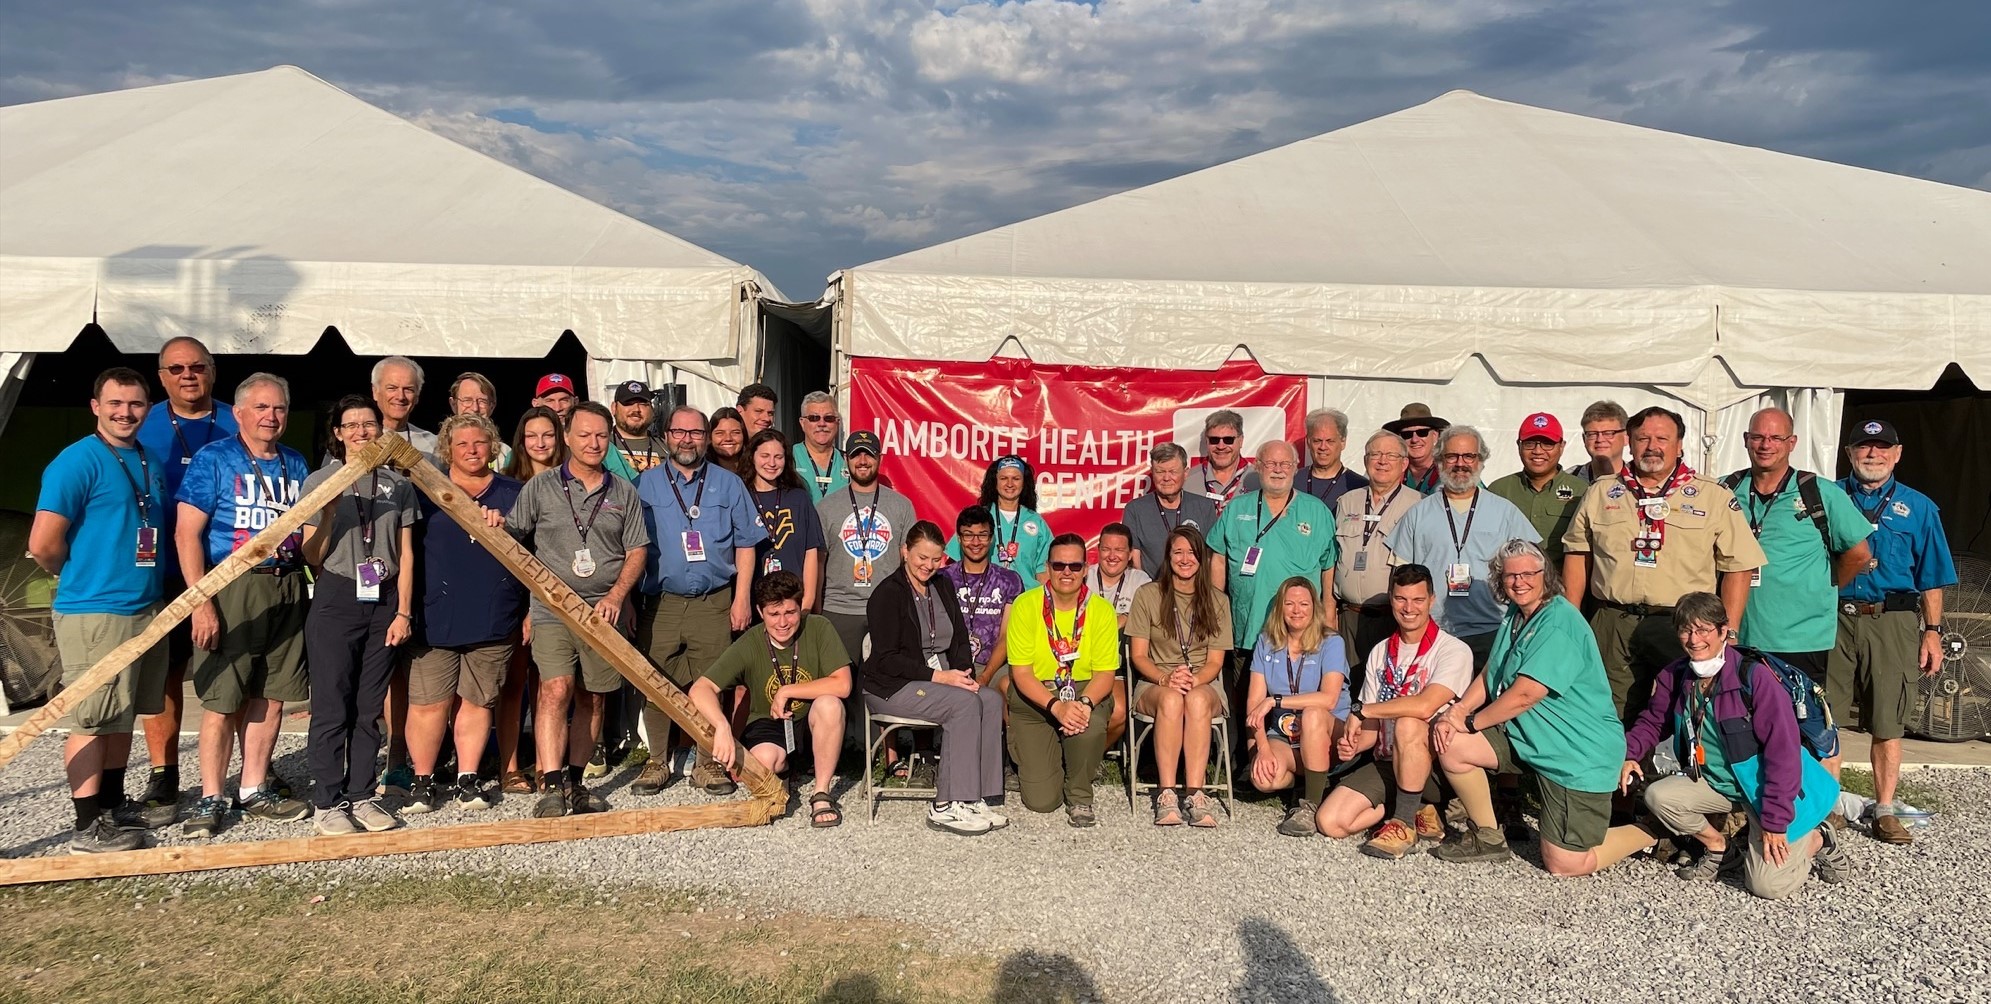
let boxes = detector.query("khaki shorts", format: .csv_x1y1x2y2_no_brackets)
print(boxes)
530,616,625,694
193,571,310,714
408,640,515,708
1131,678,1230,717
1828,610,1919,741
1333,757,1442,809
52,605,169,735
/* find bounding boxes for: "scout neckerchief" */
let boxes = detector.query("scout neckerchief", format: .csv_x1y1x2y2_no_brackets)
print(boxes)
167,408,219,465
1619,462,1695,559
95,433,157,567
992,504,1023,565
615,434,657,472
767,627,804,750
1042,586,1090,699
1742,467,1795,539
1206,463,1248,514
1376,623,1441,758
1406,464,1439,494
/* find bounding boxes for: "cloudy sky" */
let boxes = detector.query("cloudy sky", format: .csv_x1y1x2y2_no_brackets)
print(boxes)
3,1,1986,298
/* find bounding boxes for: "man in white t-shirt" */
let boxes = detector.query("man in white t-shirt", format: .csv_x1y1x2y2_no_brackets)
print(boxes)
1318,564,1473,858
1085,521,1149,750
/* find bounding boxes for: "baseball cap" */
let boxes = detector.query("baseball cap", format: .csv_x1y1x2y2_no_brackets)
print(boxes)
535,373,575,398
613,380,651,405
844,430,882,457
1847,419,1900,447
1383,402,1451,436
1517,412,1564,443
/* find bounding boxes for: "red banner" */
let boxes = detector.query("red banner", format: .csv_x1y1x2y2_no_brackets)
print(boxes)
848,356,1308,546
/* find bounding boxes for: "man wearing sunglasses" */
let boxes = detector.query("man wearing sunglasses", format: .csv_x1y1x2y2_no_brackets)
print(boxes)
1567,401,1630,483
1189,410,1259,515
791,391,848,503
1489,413,1589,565
1382,403,1448,495
134,336,238,814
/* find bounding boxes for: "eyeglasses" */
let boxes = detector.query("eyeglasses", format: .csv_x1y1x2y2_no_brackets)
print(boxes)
959,530,992,541
1581,428,1625,440
1519,441,1560,452
454,396,491,408
338,421,381,432
1364,451,1407,461
1439,453,1481,464
1742,434,1794,446
667,429,707,439
802,414,838,424
161,363,210,376
1259,460,1296,471
1048,561,1086,573
1499,569,1544,581
1206,435,1237,445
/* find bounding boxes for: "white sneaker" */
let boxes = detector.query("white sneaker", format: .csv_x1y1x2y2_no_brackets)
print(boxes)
925,801,991,836
348,798,400,832
313,804,361,836
965,800,1010,830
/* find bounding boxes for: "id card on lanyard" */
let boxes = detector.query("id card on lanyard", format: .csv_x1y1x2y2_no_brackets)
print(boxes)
1442,490,1479,596
849,487,879,585
96,435,158,567
1240,493,1289,577
354,470,385,602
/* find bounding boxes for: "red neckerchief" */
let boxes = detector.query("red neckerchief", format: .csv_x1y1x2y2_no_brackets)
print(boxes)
1043,586,1090,691
1619,462,1696,557
1377,624,1441,759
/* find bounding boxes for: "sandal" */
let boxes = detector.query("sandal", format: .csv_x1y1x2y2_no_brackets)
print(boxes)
1153,789,1184,826
809,791,843,828
502,770,536,795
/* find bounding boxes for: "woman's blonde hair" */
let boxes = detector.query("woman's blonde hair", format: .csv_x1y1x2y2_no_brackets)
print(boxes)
1261,575,1334,654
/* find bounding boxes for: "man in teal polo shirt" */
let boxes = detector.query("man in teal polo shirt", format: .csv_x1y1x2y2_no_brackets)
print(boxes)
1488,412,1588,566
792,391,849,503
1729,409,1872,727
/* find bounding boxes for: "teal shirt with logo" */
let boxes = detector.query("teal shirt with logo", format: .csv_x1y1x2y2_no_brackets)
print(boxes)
1732,473,1873,652
1485,597,1623,793
1206,490,1338,649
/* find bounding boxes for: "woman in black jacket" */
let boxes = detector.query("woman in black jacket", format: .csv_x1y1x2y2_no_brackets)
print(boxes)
865,520,1008,835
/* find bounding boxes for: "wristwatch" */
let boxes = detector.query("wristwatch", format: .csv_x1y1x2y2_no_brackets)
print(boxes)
1463,711,1482,735
1347,700,1364,721
1924,623,1943,633
1077,696,1096,708
1273,694,1285,709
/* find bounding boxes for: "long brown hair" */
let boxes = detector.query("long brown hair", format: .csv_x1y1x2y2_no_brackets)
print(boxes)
504,405,566,480
1262,576,1334,654
1158,525,1222,645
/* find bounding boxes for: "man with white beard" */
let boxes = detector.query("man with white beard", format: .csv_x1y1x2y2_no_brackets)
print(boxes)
1830,420,1956,845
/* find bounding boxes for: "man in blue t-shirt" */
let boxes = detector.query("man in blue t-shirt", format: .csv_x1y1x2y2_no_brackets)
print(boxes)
132,335,238,815
30,367,176,852
174,373,315,838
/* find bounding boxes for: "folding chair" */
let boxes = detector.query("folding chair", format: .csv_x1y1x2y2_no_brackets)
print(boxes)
860,702,939,824
1124,706,1233,817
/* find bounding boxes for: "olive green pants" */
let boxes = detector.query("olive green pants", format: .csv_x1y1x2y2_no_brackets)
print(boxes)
1006,683,1113,813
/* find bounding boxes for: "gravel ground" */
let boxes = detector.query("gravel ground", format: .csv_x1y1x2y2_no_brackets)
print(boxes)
4,736,1989,1004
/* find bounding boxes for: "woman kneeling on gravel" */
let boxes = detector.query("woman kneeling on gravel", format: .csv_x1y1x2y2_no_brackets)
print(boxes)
1127,525,1232,827
865,521,1009,836
1245,576,1349,837
1622,592,1849,898
1006,534,1122,827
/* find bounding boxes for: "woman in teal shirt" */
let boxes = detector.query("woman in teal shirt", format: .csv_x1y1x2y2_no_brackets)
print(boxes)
948,455,1051,583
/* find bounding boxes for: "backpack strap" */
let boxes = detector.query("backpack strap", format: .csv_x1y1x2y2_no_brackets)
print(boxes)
1720,470,1746,491
1793,471,1834,554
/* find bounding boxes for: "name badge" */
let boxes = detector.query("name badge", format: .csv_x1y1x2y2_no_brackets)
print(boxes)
573,548,596,578
1447,561,1472,596
180,456,192,466
1750,569,1762,588
356,558,384,603
763,555,782,576
814,476,831,488
1240,546,1263,577
1352,551,1368,572
782,718,796,754
1634,550,1658,568
853,557,873,585
1361,514,1382,523
135,526,158,568
683,530,707,563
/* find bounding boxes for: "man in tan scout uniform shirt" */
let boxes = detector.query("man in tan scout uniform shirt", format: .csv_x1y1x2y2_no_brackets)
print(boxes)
1334,430,1419,688
1562,406,1765,721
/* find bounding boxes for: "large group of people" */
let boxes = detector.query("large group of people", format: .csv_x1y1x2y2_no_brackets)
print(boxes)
27,341,1958,901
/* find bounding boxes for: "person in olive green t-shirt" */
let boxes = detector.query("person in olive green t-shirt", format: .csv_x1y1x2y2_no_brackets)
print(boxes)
689,572,851,826
1487,412,1589,565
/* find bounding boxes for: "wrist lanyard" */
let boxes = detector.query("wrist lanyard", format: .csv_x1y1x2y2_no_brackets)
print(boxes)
561,465,611,541
1744,468,1795,538
1442,488,1480,560
94,434,154,527
665,463,708,520
1362,485,1404,547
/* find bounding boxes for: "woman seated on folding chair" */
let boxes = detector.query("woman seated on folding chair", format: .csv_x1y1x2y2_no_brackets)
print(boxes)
1127,525,1232,827
864,520,1009,836
1245,575,1351,838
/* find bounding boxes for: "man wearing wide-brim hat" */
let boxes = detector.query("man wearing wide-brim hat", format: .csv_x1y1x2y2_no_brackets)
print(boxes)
1381,404,1449,496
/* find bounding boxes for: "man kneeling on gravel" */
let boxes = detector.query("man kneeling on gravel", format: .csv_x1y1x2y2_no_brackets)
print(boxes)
688,572,853,827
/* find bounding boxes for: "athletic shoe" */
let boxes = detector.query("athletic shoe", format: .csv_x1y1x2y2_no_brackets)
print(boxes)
71,816,144,854
1153,789,1184,826
965,800,1010,830
314,804,362,836
1185,790,1219,828
348,798,398,832
691,751,736,796
584,743,610,780
1361,819,1420,860
1675,845,1727,881
379,764,415,797
1433,825,1514,864
1871,812,1914,845
1814,826,1851,884
454,774,492,810
533,786,570,818
630,758,672,797
182,795,229,839
266,770,296,800
1066,803,1097,828
1414,804,1444,841
1277,801,1318,838
925,801,990,836
106,798,176,830
140,769,180,811
403,775,440,814
240,789,312,823
1003,762,1020,793
568,784,609,815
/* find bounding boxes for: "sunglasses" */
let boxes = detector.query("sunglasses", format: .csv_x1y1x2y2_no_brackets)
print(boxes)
161,363,210,376
802,414,838,423
1048,561,1086,573
1206,435,1237,445
1402,428,1437,438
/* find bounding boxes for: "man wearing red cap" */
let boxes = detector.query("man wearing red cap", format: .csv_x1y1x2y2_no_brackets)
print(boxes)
533,374,578,426
1490,413,1589,565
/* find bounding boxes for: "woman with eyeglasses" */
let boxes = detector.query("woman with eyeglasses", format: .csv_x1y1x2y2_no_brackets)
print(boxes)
1245,576,1350,836
1128,525,1232,826
743,428,824,613
1006,534,1122,827
707,406,751,481
496,405,565,792
297,394,421,834
865,520,1007,835
948,454,1052,583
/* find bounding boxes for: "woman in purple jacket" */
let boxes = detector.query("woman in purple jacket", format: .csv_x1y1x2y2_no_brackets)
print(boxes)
1622,592,1850,899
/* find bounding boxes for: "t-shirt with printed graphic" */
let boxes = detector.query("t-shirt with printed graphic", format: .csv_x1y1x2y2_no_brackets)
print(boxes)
939,561,1027,668
701,616,852,725
38,435,170,615
748,483,826,599
612,435,665,477
945,505,1052,582
176,437,308,569
814,483,917,617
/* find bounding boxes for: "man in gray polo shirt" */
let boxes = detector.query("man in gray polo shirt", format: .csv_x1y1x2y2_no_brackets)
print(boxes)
1122,443,1218,576
492,402,650,818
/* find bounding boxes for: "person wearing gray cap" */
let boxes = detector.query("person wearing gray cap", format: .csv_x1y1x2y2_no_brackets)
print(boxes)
814,430,917,680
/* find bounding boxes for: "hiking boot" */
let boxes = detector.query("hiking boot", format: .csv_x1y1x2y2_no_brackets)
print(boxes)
1276,801,1318,838
403,775,440,814
314,803,361,836
567,784,609,815
140,769,180,811
1871,812,1914,845
1003,762,1020,793
1066,803,1097,828
1676,844,1728,881
182,795,229,839
348,798,398,832
240,789,312,823
106,798,176,830
1414,804,1444,841
630,758,672,797
926,801,991,836
533,785,571,818
1433,825,1513,864
691,751,736,796
71,816,144,854
584,742,610,780
1815,826,1851,884
454,774,492,810
1153,788,1184,826
266,770,296,800
1361,819,1420,860
379,764,415,797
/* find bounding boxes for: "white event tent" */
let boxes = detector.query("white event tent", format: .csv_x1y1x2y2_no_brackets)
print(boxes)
827,90,1991,477
0,65,786,432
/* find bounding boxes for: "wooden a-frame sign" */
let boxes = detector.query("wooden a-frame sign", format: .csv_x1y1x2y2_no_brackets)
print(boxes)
0,435,784,885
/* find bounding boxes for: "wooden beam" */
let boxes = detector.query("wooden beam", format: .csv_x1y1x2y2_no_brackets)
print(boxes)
0,437,393,772
0,799,781,886
383,439,785,805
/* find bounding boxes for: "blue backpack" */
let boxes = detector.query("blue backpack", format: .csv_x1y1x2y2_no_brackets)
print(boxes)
1733,647,1840,760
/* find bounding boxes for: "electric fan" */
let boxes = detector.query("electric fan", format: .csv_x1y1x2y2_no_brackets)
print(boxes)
0,510,61,711
1911,552,1991,742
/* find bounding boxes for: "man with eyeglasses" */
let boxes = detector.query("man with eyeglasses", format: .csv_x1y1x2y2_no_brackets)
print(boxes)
633,405,766,797
1333,430,1420,677
1830,420,1955,844
371,356,436,455
134,336,238,814
1298,408,1367,510
447,372,511,470
1208,440,1338,711
791,391,849,502
1567,401,1630,483
1384,427,1539,668
1189,410,1259,515
1382,404,1447,495
1562,406,1765,721
1490,413,1589,565
1122,443,1217,576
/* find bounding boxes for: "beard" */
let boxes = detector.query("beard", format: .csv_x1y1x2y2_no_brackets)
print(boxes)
1439,468,1478,494
1634,452,1674,477
1852,459,1893,485
671,446,704,467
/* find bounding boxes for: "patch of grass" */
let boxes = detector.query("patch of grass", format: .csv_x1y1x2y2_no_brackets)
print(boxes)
0,874,1027,1004
1837,767,1945,812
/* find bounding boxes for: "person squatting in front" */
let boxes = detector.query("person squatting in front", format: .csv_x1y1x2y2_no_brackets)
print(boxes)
1244,576,1350,838
1005,534,1121,828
